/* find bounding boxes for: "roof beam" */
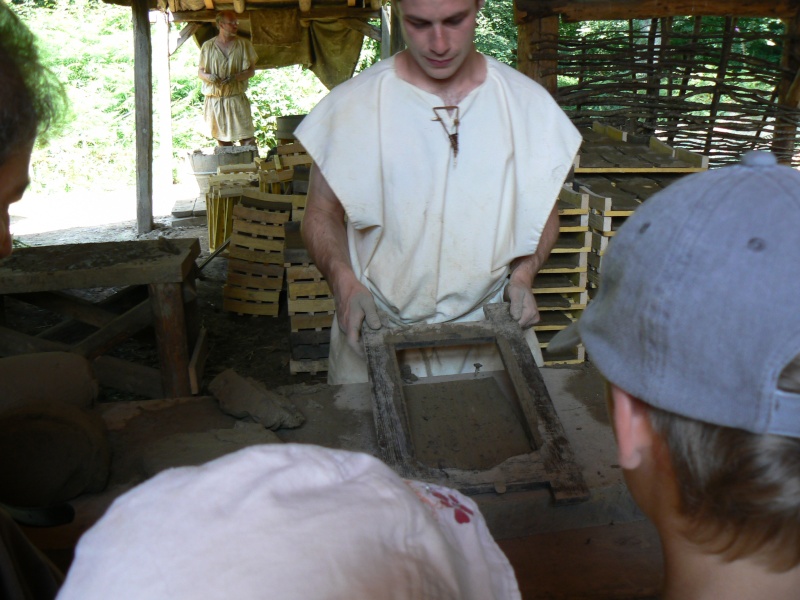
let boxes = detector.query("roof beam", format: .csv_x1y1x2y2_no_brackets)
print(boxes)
515,0,800,22
171,6,379,21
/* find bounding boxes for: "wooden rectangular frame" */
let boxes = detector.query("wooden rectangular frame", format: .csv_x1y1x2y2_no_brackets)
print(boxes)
362,303,589,503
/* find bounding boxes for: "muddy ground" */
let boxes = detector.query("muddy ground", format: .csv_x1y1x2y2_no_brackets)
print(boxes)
9,217,326,401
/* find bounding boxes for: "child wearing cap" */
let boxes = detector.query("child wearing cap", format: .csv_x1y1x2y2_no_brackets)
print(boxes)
548,150,800,599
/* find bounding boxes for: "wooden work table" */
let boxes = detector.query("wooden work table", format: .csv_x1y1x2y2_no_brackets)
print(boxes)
0,238,205,398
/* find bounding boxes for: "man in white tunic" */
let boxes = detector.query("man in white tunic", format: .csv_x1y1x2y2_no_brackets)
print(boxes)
198,11,258,149
297,0,581,384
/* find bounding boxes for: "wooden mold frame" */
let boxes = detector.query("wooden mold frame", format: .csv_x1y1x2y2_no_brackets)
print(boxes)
362,303,589,504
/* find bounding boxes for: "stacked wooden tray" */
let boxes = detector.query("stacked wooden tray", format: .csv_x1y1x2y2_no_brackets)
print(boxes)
283,222,334,375
535,185,590,365
575,123,708,298
205,165,259,252
222,193,292,317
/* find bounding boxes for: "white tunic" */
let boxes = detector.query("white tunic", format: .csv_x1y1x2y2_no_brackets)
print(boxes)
296,56,581,384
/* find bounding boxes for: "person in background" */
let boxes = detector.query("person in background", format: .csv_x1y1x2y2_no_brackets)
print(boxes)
548,150,800,599
297,0,580,384
0,3,69,599
197,11,258,151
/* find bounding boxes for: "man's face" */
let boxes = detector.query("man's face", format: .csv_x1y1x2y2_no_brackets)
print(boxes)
0,144,33,259
218,13,239,36
396,0,483,83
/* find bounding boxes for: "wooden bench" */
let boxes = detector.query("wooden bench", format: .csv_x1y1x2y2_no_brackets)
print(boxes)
0,238,206,399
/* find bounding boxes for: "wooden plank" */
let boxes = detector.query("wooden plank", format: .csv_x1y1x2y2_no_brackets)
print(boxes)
228,247,285,265
551,231,591,253
0,239,200,293
290,313,334,331
71,299,153,359
227,258,285,278
280,154,313,167
223,297,280,316
557,212,589,232
276,142,307,155
232,220,285,239
515,0,799,21
675,147,710,169
223,285,281,303
558,185,589,211
534,290,589,311
133,0,153,234
9,291,117,329
188,327,208,395
286,264,324,282
532,272,588,294
230,233,285,253
540,252,587,274
93,356,164,399
288,297,335,314
649,136,675,157
217,163,257,174
225,272,284,291
288,280,332,299
0,325,70,356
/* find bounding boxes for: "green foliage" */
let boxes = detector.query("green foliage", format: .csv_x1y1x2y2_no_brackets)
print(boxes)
475,0,517,66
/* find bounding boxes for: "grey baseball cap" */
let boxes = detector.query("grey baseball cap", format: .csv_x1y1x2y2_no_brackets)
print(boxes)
548,151,800,437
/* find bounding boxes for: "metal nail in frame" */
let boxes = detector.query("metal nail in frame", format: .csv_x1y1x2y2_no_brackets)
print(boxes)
361,303,589,504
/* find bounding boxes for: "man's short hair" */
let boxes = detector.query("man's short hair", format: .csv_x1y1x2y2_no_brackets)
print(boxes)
216,10,236,25
0,4,66,164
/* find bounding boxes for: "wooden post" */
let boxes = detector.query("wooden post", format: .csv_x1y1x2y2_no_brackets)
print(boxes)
516,15,559,95
703,16,737,155
381,4,391,59
390,2,405,55
133,0,154,234
153,11,173,197
775,12,800,163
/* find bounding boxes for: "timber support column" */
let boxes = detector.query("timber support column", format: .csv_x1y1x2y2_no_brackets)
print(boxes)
775,12,800,164
516,12,559,95
133,0,154,234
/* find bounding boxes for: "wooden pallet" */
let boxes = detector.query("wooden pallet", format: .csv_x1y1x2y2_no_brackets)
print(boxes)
289,358,329,375
540,252,587,274
222,195,292,317
575,122,709,173
535,290,589,312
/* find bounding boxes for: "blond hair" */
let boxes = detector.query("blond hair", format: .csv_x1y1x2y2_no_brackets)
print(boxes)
648,405,800,571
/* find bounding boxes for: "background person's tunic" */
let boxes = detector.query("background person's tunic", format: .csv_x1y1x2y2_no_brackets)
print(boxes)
297,56,581,384
199,37,257,142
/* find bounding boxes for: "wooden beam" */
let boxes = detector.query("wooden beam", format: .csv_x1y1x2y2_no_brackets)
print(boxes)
515,0,800,22
298,0,311,12
774,13,800,163
132,0,153,234
233,0,246,13
517,15,558,94
171,7,378,21
171,22,200,55
204,0,215,9
390,3,404,55
339,18,381,41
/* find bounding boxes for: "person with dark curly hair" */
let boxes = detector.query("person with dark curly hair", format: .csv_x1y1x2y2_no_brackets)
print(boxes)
0,1,64,259
0,4,70,599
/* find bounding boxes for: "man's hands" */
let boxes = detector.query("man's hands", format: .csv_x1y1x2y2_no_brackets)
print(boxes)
504,279,540,329
334,278,382,356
